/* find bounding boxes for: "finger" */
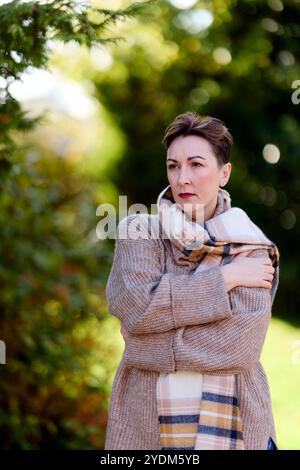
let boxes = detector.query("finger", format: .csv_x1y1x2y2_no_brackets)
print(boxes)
264,274,273,282
262,280,272,289
266,266,275,274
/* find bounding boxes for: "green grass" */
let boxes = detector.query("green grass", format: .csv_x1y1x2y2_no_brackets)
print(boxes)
261,317,300,450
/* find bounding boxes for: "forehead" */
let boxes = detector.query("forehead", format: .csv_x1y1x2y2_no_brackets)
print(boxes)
167,135,214,159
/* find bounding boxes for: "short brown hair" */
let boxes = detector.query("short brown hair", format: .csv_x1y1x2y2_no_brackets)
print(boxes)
162,111,233,166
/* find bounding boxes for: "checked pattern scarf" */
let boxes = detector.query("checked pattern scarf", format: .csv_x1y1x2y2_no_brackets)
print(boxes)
156,185,280,450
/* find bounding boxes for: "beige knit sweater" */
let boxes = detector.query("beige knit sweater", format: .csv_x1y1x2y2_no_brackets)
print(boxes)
104,213,279,450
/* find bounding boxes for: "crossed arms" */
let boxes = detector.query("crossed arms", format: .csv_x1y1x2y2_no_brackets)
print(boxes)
105,215,273,375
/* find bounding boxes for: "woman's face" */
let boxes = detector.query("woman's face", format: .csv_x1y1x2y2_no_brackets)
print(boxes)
166,134,231,222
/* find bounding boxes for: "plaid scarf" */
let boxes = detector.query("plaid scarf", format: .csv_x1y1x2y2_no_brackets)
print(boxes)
156,185,280,450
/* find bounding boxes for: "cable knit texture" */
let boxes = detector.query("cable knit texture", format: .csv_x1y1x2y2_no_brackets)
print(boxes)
104,206,279,450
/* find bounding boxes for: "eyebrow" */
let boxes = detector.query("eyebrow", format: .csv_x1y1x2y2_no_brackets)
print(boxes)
166,155,206,163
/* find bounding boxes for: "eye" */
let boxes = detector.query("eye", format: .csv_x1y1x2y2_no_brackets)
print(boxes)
191,162,203,167
167,164,176,170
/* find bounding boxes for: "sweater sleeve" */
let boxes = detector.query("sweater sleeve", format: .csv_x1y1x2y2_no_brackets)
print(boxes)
105,214,233,335
122,249,277,374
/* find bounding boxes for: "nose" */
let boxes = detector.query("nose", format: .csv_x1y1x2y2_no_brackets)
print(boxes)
177,168,191,186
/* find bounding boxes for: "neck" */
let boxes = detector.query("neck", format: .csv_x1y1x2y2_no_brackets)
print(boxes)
192,195,218,223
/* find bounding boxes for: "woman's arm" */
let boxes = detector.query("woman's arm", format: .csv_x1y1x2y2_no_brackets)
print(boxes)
106,214,233,335
122,249,277,374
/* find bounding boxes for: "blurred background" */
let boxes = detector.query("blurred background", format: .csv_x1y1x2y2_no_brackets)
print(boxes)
0,0,299,450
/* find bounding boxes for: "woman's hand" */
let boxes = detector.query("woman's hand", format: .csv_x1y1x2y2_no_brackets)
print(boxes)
220,250,275,292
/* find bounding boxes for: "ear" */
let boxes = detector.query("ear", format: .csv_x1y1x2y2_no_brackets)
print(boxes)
220,162,231,187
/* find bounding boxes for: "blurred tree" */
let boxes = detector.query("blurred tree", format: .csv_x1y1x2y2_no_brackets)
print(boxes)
0,0,155,167
0,0,154,449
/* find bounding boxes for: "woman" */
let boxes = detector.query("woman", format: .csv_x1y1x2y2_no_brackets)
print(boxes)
104,112,280,450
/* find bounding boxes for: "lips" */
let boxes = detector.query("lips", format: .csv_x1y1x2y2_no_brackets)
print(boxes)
179,193,195,199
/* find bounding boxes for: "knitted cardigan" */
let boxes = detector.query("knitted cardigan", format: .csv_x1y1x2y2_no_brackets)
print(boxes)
104,213,279,450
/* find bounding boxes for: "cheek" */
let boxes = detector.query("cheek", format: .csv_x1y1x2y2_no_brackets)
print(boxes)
168,171,178,186
167,174,177,195
194,169,219,191
195,169,213,183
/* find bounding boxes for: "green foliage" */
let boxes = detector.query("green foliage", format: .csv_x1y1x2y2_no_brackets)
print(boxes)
0,0,154,450
0,0,155,79
0,0,156,162
0,148,114,448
